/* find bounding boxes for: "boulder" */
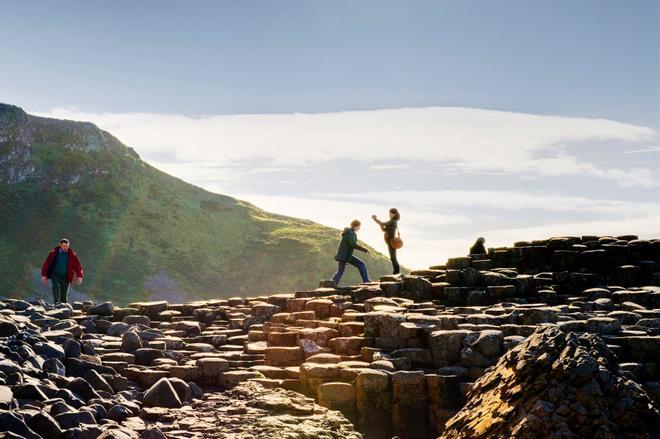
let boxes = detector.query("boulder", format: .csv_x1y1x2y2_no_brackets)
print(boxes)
67,377,101,402
134,348,165,365
107,322,130,336
0,410,41,439
441,326,659,438
120,330,143,352
108,404,133,422
0,319,18,337
26,411,62,438
54,410,97,429
143,378,182,408
90,302,114,316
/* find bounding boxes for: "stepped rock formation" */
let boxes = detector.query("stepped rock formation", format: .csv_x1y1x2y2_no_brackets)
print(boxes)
0,234,658,438
441,326,659,438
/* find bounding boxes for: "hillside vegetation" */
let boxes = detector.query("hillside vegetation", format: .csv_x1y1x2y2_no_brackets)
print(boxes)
0,103,393,304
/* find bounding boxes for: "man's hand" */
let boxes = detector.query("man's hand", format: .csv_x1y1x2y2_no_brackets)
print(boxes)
76,277,83,285
41,276,47,285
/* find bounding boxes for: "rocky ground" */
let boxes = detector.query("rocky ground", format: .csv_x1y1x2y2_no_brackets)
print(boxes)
0,234,658,438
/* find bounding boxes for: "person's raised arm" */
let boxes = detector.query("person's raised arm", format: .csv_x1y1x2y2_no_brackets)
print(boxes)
371,215,384,226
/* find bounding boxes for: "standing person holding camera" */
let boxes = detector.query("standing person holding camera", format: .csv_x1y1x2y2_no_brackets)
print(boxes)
372,207,402,275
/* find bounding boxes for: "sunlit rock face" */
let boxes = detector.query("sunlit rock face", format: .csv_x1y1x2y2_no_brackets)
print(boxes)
440,326,659,439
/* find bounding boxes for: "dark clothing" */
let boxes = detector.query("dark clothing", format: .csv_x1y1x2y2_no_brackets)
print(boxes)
377,218,400,274
51,274,70,303
331,255,370,285
469,241,487,255
388,246,400,275
41,247,84,283
380,219,398,240
335,228,368,262
53,249,69,277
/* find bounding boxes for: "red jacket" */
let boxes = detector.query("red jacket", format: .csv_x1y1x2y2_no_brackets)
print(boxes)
41,247,84,283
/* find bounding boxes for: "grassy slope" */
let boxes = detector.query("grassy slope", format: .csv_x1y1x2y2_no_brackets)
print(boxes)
0,104,394,304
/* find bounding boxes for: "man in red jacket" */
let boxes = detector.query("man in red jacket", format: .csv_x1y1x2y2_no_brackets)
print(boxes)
41,239,84,304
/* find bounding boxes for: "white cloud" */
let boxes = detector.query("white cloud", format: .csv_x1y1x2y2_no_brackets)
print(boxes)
35,106,658,187
314,190,660,217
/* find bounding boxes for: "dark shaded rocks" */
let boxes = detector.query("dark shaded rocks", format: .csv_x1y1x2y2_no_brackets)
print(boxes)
133,348,164,366
0,410,41,439
82,369,114,394
140,427,167,439
67,377,101,402
54,409,96,429
120,330,143,352
143,378,182,408
90,301,114,316
106,322,130,336
13,384,48,401
26,411,62,438
108,404,133,422
441,326,659,438
0,319,19,337
63,338,82,358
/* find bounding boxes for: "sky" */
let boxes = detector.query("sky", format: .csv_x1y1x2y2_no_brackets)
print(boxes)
1,0,659,268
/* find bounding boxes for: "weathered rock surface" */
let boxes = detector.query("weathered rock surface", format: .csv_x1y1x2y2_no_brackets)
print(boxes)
139,381,361,438
441,326,659,438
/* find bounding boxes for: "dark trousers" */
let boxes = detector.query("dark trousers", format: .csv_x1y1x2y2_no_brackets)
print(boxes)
51,275,70,303
388,246,400,274
332,256,370,285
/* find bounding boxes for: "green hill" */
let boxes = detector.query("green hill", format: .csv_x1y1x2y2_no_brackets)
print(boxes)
0,103,394,304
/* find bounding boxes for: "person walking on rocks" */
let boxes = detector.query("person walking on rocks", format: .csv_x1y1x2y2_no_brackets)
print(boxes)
469,237,487,255
41,239,84,304
331,220,371,286
372,207,401,274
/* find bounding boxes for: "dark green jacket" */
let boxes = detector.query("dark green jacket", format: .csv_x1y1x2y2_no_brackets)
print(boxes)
335,227,368,262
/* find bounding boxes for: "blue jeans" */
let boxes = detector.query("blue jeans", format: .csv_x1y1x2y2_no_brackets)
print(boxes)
332,256,370,285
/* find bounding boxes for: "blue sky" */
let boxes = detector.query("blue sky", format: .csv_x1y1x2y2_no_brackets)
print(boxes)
3,0,658,125
2,1,659,267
